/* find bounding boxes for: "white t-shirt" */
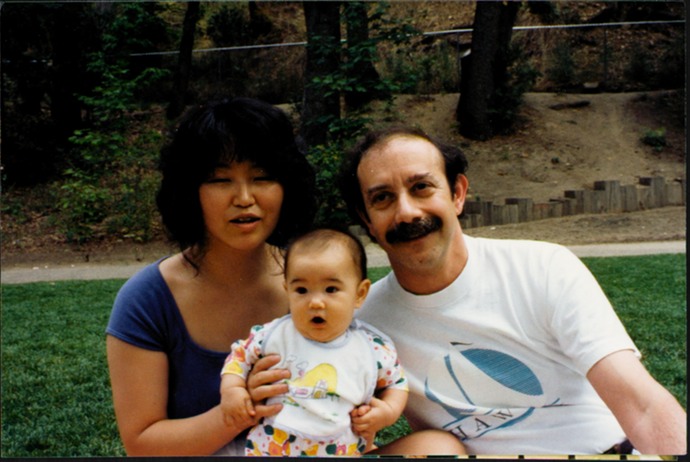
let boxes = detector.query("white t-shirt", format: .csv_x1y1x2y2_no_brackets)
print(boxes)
357,236,638,455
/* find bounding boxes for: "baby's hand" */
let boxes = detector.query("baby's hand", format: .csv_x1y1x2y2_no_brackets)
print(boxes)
220,385,257,428
351,403,377,452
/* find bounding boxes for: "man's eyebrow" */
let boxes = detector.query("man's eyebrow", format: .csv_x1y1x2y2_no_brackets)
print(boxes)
365,184,389,197
406,172,435,184
365,172,435,197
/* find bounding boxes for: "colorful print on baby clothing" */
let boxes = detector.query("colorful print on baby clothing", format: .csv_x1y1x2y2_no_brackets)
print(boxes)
245,424,365,456
286,361,338,400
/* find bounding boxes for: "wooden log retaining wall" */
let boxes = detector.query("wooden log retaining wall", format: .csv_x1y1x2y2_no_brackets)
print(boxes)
460,176,685,229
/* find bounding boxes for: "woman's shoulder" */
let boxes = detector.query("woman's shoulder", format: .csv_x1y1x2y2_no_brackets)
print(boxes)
115,257,171,301
108,257,180,350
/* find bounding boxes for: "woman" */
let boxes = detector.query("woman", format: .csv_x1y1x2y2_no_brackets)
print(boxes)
106,97,317,455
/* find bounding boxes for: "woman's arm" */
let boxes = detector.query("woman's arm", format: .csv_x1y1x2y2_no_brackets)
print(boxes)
246,354,290,405
107,336,249,456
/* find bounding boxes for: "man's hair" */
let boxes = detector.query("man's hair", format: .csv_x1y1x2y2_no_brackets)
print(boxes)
284,228,368,281
156,97,317,263
338,126,469,225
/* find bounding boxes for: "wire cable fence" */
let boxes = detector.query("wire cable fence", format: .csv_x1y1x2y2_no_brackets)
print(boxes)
134,19,685,103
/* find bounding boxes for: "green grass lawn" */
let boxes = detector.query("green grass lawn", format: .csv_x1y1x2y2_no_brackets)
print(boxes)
1,254,686,456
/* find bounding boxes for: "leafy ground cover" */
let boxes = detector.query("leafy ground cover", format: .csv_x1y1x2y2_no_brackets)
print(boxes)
1,254,685,456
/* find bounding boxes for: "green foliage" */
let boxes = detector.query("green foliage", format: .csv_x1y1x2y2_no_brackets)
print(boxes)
545,40,576,89
489,42,541,134
303,3,420,226
625,47,655,85
55,170,109,243
53,4,168,243
207,2,273,47
381,50,424,94
306,144,351,228
415,42,459,94
207,3,252,46
641,128,667,152
307,2,419,136
382,42,459,95
341,2,420,96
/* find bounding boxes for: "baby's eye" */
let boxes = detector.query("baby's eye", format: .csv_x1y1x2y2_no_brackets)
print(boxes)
295,287,308,295
325,286,339,294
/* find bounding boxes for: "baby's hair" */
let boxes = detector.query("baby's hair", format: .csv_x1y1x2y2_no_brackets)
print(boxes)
284,228,368,281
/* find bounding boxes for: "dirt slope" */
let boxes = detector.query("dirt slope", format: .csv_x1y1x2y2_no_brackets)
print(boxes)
387,91,684,204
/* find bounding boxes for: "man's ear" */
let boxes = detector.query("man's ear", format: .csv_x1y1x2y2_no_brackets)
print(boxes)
453,174,469,216
354,278,372,308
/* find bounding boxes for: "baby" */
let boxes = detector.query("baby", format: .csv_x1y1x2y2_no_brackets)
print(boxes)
220,228,408,456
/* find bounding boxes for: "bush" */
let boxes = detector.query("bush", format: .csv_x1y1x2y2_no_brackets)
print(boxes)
641,127,667,152
545,40,576,89
51,6,169,244
489,42,540,134
307,144,351,228
54,172,109,243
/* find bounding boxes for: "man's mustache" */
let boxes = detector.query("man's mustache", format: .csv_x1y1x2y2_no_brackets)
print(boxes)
385,216,442,244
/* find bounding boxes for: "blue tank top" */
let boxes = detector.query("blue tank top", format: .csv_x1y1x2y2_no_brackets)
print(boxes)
106,259,228,419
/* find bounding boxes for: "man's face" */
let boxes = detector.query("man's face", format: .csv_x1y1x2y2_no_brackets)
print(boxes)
356,135,467,274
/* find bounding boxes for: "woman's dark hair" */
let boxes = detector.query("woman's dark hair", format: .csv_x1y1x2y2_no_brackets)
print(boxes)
338,125,469,225
156,97,316,261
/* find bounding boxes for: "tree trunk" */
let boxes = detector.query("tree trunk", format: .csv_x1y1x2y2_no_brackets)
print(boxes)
167,1,200,120
343,1,387,111
457,1,519,140
300,1,341,147
49,3,93,138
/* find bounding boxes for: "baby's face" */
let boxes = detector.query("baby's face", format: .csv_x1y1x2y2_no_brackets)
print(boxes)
285,243,370,343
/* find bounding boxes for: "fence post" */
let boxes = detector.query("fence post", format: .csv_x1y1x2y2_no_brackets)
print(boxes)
620,184,640,212
639,176,667,208
505,198,533,222
594,180,623,212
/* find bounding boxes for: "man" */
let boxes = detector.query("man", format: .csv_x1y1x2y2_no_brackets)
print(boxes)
339,126,686,455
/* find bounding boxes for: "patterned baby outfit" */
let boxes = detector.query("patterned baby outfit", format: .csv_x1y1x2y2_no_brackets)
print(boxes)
221,315,408,456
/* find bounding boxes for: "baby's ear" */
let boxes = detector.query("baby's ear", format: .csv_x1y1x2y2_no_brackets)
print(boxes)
355,279,372,308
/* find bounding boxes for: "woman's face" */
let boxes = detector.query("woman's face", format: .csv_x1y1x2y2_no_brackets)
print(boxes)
199,161,284,252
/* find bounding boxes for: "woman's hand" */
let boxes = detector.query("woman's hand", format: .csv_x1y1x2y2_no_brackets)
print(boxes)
246,354,290,418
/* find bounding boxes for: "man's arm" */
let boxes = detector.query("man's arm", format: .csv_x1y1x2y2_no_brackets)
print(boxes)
587,349,686,455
